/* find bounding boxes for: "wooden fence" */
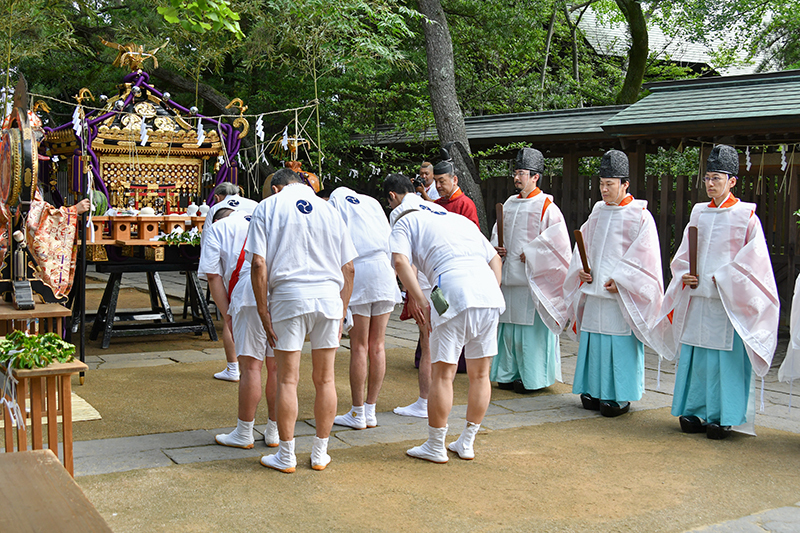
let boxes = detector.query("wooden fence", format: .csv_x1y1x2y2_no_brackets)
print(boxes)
482,173,800,323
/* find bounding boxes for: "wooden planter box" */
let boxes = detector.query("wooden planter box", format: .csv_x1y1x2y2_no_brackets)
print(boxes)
1,360,87,477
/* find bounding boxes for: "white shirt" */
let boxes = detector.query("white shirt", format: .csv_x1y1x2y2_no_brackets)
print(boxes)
424,181,440,201
680,201,755,351
390,205,504,327
202,194,259,243
246,183,358,322
579,200,643,336
328,187,401,306
490,191,569,326
197,211,255,313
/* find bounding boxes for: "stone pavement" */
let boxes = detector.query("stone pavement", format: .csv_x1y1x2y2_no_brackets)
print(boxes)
77,269,800,532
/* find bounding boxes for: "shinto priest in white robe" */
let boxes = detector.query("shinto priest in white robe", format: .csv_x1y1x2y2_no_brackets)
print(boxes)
489,188,572,390
563,195,664,403
657,194,778,432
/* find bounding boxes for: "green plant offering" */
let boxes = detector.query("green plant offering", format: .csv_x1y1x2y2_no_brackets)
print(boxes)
158,229,201,246
0,331,75,369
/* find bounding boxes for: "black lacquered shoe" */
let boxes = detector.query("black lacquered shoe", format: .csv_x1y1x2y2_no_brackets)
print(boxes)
497,381,514,391
512,379,537,394
580,393,600,411
706,423,732,440
599,401,630,417
679,415,706,434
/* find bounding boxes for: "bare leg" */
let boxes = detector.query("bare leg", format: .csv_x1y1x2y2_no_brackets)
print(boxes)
418,325,432,399
311,347,338,438
428,362,457,428
265,356,277,420
237,356,263,421
465,357,493,424
222,319,237,364
273,349,301,441
366,312,391,404
348,315,370,406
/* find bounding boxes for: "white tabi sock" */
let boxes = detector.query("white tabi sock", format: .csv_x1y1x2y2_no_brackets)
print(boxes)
214,362,240,382
393,397,428,418
448,421,480,460
365,403,377,427
407,425,448,463
334,405,367,429
261,439,296,473
215,418,255,449
311,436,331,471
263,419,279,447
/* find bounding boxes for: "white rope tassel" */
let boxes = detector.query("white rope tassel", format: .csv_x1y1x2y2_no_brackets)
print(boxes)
1,365,24,431
657,357,662,391
760,377,765,413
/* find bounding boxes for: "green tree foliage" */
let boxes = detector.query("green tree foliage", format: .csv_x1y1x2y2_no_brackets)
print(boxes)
8,0,794,197
158,0,243,39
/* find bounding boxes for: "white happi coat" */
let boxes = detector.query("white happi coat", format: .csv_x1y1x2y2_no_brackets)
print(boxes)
329,187,401,307
779,275,800,383
490,190,572,334
390,193,444,293
202,194,259,245
657,197,778,377
245,183,358,322
198,211,255,316
563,196,664,349
390,205,505,328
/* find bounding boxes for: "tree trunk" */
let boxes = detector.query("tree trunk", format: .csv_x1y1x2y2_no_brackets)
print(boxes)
540,4,559,108
151,67,276,196
564,3,587,107
418,0,488,234
614,0,649,104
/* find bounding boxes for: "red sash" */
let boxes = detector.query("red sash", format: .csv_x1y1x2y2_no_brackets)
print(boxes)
227,238,248,301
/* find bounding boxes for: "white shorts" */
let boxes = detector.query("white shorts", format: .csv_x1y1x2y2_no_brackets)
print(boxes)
350,300,396,318
430,307,500,365
232,308,273,360
272,311,340,352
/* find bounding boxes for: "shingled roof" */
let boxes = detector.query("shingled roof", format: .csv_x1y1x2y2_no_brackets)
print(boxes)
601,70,800,144
355,105,628,155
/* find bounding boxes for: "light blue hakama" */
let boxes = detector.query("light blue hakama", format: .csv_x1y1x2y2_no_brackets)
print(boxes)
490,312,561,390
671,332,752,427
572,331,644,402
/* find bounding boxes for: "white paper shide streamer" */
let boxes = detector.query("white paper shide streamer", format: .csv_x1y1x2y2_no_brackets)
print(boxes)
140,117,149,146
196,118,205,146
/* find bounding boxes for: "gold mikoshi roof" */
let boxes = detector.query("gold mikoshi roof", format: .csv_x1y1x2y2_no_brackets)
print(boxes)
45,83,222,157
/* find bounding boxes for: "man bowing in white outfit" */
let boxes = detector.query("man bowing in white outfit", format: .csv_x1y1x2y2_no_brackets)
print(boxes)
248,168,356,472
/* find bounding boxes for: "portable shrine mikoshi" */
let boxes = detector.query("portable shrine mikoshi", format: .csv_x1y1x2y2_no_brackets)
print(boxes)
42,40,249,263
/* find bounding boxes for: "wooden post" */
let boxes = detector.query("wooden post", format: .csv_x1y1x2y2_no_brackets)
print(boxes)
17,378,27,452
563,147,578,233
628,143,646,197
61,373,75,476
47,376,58,456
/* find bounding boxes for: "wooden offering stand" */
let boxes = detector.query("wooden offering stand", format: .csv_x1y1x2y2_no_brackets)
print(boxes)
87,214,205,262
0,301,86,477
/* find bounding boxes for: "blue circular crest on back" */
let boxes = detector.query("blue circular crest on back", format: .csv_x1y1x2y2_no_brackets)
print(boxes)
227,199,240,207
346,196,360,205
296,199,313,214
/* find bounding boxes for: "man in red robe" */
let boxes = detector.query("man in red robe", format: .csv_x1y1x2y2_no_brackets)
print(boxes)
433,157,479,228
